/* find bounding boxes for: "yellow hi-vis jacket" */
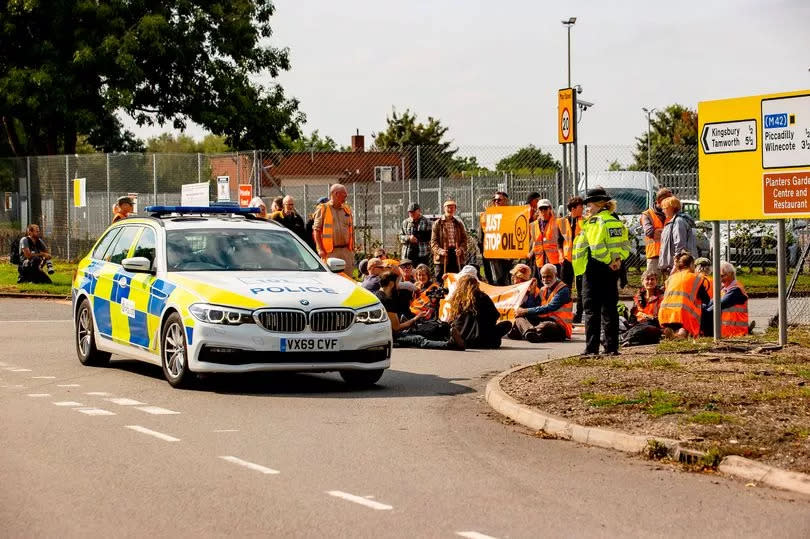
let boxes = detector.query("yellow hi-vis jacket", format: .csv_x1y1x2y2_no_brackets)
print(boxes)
572,210,630,276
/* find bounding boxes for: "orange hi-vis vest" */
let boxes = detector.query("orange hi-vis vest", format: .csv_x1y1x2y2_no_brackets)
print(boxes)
633,290,663,323
659,270,704,337
539,280,573,338
721,282,749,338
701,275,714,300
532,216,562,266
558,215,583,263
410,283,438,315
641,208,664,259
319,203,353,254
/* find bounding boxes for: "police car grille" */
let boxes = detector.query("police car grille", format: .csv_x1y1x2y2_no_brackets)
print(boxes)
310,310,355,332
256,310,306,333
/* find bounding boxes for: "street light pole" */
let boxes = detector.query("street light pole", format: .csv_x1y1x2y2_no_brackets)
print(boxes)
642,107,656,172
562,17,576,197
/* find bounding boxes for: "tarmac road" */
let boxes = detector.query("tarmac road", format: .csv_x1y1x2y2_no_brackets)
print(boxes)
1,298,808,538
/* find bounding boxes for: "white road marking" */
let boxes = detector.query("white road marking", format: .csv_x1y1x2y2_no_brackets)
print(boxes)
57,383,80,387
219,456,279,475
125,425,180,442
85,392,112,396
457,532,499,539
27,393,51,398
10,368,32,372
77,408,116,416
3,367,19,371
53,401,84,407
325,491,393,511
106,397,145,406
136,406,180,415
32,376,56,379
213,429,239,433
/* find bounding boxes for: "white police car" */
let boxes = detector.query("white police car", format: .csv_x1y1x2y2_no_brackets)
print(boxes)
72,206,392,388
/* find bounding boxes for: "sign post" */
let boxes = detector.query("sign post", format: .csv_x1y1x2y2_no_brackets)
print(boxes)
558,88,577,201
699,89,810,345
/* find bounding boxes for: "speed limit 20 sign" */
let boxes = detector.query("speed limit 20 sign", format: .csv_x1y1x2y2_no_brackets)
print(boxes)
558,87,576,144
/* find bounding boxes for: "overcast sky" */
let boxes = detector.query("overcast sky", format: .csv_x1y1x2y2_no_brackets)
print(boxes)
124,0,809,154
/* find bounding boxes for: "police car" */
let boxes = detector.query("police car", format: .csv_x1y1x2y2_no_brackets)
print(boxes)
71,206,392,388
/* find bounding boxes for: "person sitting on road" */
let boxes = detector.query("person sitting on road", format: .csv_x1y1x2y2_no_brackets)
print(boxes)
621,270,665,346
410,264,441,320
695,257,713,300
449,274,512,349
659,252,711,339
17,224,53,284
361,258,385,292
506,263,540,340
377,271,464,350
511,263,572,343
701,261,753,337
249,197,268,220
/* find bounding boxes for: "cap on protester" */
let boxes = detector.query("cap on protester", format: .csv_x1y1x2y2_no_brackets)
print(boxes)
249,196,265,207
399,258,413,267
695,257,711,268
408,203,421,212
117,196,134,206
537,199,553,209
458,265,479,279
526,192,541,204
443,199,457,207
583,186,612,204
509,263,532,279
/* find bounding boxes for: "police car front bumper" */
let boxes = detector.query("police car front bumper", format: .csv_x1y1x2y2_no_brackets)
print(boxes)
186,319,392,373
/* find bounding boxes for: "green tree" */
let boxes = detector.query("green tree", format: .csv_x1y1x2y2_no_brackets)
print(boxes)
633,105,698,173
496,145,560,174
0,0,303,157
372,108,457,178
287,130,341,152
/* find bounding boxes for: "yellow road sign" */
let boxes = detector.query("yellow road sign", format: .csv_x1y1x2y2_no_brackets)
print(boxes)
558,88,575,144
699,89,810,220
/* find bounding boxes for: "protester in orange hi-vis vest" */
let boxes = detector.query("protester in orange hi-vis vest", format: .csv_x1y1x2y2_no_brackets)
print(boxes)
529,198,563,280
112,196,134,223
639,187,672,275
558,195,584,323
659,252,711,339
313,183,354,274
410,263,440,319
701,261,752,338
510,263,572,343
619,270,666,347
695,257,714,300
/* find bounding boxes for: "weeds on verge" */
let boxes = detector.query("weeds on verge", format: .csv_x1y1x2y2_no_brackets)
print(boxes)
645,439,669,460
700,446,724,469
688,411,736,425
580,389,685,417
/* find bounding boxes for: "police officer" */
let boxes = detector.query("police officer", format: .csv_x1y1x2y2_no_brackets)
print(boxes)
572,187,630,356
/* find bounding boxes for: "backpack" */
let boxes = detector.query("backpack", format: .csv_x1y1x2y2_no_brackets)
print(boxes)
9,235,22,265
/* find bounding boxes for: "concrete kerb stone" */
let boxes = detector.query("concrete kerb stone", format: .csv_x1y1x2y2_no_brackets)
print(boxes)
0,292,70,300
485,363,810,497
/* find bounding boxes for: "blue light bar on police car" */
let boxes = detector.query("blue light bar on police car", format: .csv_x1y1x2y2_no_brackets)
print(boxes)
144,206,262,214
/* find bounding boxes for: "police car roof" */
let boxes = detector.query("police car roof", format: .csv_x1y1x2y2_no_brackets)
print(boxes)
135,206,285,230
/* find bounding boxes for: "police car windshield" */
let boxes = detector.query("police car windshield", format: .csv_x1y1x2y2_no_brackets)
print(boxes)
166,229,324,272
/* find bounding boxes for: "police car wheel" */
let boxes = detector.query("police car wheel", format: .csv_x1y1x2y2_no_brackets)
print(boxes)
339,368,385,388
75,299,110,366
161,312,193,388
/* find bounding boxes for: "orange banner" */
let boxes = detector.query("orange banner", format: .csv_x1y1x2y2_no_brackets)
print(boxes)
438,273,531,322
480,206,531,259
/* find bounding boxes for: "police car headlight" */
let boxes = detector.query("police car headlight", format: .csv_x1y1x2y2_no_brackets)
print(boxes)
355,304,387,324
189,303,254,325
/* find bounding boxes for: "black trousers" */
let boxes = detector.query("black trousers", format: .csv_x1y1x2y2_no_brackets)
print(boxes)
435,247,459,282
561,259,583,320
582,261,619,354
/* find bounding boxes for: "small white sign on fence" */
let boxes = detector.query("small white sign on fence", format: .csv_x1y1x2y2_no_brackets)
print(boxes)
216,176,231,201
182,183,210,207
73,178,86,208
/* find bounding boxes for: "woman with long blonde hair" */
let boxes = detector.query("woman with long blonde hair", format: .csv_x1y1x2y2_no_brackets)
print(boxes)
449,274,512,348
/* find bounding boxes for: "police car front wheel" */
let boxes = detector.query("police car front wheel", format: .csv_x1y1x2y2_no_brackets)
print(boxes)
161,312,193,388
75,299,110,366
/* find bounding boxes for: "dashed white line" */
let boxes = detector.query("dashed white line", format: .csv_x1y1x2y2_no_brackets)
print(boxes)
125,425,180,442
136,406,180,415
457,532,499,539
219,456,280,474
32,376,56,379
325,491,393,511
213,429,239,433
53,401,84,407
27,393,51,398
56,383,80,387
77,408,116,416
85,392,113,396
106,397,145,406
10,368,32,372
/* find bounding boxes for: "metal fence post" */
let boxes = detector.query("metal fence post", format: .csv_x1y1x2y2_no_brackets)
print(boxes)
152,154,158,206
26,156,31,227
379,179,384,245
469,175,475,229
416,146,421,205
778,219,788,345
584,144,589,193
197,153,201,183
65,154,70,261
303,183,309,212
438,176,444,209
106,153,111,219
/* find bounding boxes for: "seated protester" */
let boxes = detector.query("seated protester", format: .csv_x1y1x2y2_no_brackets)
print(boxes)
376,271,464,350
361,257,385,292
357,258,369,281
512,263,572,343
659,253,711,339
507,263,541,340
249,196,268,220
449,274,512,349
622,270,665,346
18,224,53,284
398,258,416,284
410,264,441,320
701,261,752,337
695,257,713,300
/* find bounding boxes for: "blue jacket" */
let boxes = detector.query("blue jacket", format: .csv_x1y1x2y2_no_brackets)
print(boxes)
525,281,571,316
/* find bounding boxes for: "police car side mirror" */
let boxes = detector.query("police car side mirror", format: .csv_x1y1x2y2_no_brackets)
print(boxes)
122,257,155,274
326,257,346,273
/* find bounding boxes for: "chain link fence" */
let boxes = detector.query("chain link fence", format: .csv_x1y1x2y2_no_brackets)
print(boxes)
1,143,807,323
